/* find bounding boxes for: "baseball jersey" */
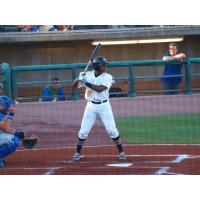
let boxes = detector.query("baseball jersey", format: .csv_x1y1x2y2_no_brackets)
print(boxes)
82,71,113,101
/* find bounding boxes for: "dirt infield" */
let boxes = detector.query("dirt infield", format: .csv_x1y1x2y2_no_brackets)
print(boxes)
1,94,200,175
1,145,200,175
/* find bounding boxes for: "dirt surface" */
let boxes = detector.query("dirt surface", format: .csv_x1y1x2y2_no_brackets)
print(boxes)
1,94,200,174
1,145,200,175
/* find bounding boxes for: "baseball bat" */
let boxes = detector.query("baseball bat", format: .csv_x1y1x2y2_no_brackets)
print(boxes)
84,43,101,72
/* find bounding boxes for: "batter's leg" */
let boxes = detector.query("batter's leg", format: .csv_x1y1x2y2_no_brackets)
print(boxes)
73,103,97,160
99,104,126,160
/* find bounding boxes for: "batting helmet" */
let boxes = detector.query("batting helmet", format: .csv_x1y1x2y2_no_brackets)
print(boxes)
92,56,108,70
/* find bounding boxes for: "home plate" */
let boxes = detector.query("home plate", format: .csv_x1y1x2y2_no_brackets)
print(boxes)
106,163,133,167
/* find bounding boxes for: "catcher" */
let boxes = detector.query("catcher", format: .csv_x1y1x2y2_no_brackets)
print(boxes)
0,96,38,168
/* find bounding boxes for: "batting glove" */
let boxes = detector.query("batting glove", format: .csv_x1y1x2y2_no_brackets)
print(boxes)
78,72,86,84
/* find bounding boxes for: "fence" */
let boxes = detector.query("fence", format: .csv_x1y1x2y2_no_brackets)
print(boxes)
1,58,200,101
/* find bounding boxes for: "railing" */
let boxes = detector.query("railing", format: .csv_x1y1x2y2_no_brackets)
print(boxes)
1,58,200,101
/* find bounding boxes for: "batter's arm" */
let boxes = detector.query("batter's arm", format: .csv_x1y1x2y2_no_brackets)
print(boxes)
0,118,13,132
72,78,80,89
84,82,107,93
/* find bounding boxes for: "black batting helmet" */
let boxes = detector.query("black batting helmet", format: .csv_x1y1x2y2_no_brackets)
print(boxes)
92,56,108,70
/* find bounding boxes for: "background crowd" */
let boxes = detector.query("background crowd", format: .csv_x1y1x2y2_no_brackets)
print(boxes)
0,25,163,32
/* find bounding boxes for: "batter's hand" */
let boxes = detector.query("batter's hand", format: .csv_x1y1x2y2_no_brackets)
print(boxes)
78,72,86,84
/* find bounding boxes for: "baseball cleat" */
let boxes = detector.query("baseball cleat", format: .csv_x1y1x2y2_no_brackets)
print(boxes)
72,152,81,161
119,152,126,160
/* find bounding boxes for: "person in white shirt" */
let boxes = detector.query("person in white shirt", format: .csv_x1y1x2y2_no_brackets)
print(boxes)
72,56,126,161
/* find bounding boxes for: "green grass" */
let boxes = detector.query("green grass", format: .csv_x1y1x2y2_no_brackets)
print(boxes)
115,113,200,144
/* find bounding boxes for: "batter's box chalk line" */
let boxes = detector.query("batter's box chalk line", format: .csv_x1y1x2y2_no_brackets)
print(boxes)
106,163,133,167
154,154,190,175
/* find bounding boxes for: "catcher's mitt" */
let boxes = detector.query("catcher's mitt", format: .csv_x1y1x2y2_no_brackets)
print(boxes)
22,135,38,149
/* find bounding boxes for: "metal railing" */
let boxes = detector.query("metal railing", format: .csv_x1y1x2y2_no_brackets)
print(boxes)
1,58,200,101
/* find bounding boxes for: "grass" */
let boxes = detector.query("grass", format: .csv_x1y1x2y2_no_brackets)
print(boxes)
115,113,200,144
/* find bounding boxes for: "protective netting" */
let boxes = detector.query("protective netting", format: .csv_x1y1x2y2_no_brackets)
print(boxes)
13,94,200,148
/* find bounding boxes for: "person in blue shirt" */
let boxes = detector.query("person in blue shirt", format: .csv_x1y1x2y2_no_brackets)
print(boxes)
42,77,66,101
162,43,186,95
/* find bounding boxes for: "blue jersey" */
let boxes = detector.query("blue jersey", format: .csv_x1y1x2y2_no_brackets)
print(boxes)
162,53,182,85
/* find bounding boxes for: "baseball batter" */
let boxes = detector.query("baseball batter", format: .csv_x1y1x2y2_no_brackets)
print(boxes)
72,56,126,161
0,96,37,168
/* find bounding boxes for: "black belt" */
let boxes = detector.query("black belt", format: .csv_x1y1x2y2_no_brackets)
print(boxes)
90,100,107,104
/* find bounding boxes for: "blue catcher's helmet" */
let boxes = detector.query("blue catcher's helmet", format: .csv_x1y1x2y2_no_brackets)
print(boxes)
92,56,108,70
0,96,13,115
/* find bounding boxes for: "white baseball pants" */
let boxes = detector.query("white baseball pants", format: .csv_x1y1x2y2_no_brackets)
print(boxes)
78,101,119,139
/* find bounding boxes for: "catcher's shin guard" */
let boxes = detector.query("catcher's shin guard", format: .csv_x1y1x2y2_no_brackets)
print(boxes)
0,133,20,159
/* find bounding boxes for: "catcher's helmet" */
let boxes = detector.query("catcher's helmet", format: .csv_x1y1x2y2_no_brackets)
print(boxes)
92,56,108,70
0,96,12,108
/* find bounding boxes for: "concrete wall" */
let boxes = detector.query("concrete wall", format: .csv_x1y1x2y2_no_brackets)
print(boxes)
0,35,200,80
1,36,200,67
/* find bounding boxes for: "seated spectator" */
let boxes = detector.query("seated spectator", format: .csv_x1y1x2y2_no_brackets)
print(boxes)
39,25,55,32
42,77,66,101
54,25,74,31
67,25,74,30
55,25,67,31
16,25,39,32
16,25,32,32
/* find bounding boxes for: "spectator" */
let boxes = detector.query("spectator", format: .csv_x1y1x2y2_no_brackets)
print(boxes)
39,25,55,32
162,43,186,95
16,25,39,32
42,77,66,101
55,25,67,31
67,25,74,30
16,25,32,32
